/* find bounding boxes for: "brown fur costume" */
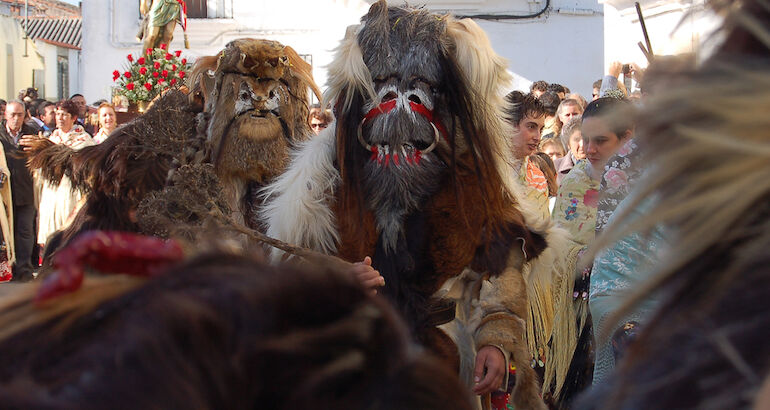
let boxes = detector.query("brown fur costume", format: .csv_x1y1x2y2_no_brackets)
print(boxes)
24,38,321,260
0,247,473,410
262,2,548,408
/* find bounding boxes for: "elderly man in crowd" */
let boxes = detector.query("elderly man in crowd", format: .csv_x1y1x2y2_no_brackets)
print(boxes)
0,101,38,282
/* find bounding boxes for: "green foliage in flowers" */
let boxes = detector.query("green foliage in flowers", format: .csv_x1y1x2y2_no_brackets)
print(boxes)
113,44,191,102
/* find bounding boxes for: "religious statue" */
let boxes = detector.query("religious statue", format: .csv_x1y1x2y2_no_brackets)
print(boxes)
137,0,189,50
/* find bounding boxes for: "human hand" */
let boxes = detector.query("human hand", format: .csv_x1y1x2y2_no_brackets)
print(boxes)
19,132,45,151
608,61,623,78
472,345,506,395
351,256,385,295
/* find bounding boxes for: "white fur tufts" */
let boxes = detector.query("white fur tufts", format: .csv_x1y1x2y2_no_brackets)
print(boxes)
260,124,341,260
324,24,377,112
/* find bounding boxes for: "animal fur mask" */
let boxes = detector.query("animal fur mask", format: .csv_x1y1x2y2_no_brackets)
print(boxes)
193,38,321,185
326,1,516,253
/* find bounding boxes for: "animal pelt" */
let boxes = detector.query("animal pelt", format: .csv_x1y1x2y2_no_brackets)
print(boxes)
137,163,231,241
27,38,324,260
25,90,200,259
0,249,475,410
263,2,548,407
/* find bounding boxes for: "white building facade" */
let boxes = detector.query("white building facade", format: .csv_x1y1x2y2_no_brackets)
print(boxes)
81,0,605,102
601,0,721,81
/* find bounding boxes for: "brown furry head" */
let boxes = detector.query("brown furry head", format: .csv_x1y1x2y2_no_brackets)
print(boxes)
204,39,321,186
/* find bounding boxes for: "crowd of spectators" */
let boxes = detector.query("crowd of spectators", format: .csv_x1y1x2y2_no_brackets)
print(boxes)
0,90,119,282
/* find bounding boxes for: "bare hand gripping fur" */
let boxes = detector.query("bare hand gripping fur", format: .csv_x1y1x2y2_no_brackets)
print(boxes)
262,2,548,408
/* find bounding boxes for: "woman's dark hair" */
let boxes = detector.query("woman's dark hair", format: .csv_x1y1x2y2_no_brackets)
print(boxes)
56,99,80,118
505,91,546,126
538,91,561,116
581,97,634,137
547,83,566,95
530,80,549,93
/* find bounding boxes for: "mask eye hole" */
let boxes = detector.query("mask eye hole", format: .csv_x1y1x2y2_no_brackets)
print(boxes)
408,94,422,105
381,91,398,102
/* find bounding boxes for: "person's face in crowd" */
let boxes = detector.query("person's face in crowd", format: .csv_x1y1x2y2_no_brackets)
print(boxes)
556,91,566,100
71,95,87,118
568,129,585,160
511,113,545,159
581,116,628,169
4,102,25,133
99,106,117,132
310,117,328,135
41,105,56,128
532,89,545,98
558,103,581,125
543,144,564,163
592,87,600,101
55,108,76,133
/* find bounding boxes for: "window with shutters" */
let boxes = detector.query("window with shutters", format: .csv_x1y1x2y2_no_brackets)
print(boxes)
186,0,207,18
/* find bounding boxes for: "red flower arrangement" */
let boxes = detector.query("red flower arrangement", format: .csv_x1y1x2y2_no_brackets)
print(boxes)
113,44,192,103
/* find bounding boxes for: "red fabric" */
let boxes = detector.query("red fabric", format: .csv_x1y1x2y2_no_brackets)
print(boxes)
177,0,187,31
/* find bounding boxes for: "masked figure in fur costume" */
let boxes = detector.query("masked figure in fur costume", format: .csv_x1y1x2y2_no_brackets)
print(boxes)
21,38,320,259
263,2,550,408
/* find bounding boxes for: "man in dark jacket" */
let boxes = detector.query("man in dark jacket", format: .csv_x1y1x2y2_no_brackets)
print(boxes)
0,100,38,281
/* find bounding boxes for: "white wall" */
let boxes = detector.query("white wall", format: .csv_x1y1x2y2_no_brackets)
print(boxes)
602,0,722,73
0,15,44,101
82,0,604,101
36,41,58,100
410,0,604,97
81,0,373,102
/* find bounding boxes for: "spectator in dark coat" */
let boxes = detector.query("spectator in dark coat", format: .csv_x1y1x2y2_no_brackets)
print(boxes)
0,100,38,281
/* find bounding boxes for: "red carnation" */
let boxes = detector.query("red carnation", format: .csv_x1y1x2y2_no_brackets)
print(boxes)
165,53,172,60
178,71,185,79
138,67,147,75
181,58,187,65
144,82,152,91
137,56,146,65
112,70,120,80
152,71,159,78
160,43,167,50
127,53,133,62
124,71,132,79
175,50,182,57
146,48,153,55
126,82,135,91
161,69,168,77
171,64,177,71
158,77,165,83
170,78,177,86
154,61,161,69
